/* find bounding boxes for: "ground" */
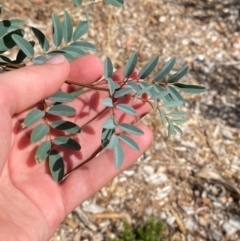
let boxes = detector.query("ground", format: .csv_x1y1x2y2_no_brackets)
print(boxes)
1,0,240,240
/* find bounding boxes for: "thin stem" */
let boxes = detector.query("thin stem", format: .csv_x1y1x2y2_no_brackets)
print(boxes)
65,80,109,92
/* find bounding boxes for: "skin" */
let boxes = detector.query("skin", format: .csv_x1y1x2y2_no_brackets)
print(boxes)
0,55,153,241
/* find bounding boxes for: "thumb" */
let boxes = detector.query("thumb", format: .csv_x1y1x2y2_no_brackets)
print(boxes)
0,55,70,115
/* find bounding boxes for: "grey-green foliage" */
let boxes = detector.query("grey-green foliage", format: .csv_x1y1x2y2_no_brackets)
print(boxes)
0,0,206,182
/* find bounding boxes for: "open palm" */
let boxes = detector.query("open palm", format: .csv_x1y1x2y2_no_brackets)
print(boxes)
0,55,152,241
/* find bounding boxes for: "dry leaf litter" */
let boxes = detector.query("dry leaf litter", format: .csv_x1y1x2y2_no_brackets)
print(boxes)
1,0,240,240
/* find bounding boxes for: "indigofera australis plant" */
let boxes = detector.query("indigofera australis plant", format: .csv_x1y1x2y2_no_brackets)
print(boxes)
0,0,206,182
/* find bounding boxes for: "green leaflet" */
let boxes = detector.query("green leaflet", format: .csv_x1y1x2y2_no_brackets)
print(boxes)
13,40,35,64
167,111,186,117
162,100,183,108
61,46,86,57
168,65,189,83
48,91,75,103
118,123,144,135
126,81,141,93
104,57,113,79
73,14,89,41
70,88,86,97
62,10,73,43
167,86,185,106
47,104,76,116
102,97,113,107
52,13,63,47
119,135,139,151
174,125,183,135
30,123,50,143
33,56,48,64
49,150,64,182
102,117,117,129
30,26,49,53
114,88,132,98
159,110,167,124
72,0,83,6
114,143,124,168
166,118,175,140
104,0,124,7
123,52,138,78
108,133,119,149
0,19,25,37
0,29,24,54
138,55,159,79
116,104,137,115
21,109,45,128
153,56,176,81
173,83,206,94
101,128,114,147
106,77,119,96
52,136,81,151
70,41,96,51
35,141,51,163
50,120,81,134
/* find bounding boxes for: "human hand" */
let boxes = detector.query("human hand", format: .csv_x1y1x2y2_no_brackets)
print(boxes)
0,55,153,241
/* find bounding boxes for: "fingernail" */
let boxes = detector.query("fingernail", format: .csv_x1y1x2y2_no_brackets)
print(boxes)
45,55,65,64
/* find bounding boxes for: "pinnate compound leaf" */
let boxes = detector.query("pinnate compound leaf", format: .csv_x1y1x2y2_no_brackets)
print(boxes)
168,65,189,83
50,120,81,134
119,123,144,135
114,143,124,168
72,0,83,6
101,128,114,147
138,55,159,79
35,141,51,163
73,14,89,41
123,52,138,78
119,135,139,151
173,83,206,94
53,136,81,151
52,13,63,47
11,34,34,57
48,91,75,103
102,117,117,129
114,88,132,98
30,123,50,143
49,150,64,182
116,104,137,115
108,133,119,149
102,97,113,107
47,104,76,116
0,29,24,54
30,26,49,52
62,10,73,43
21,109,45,128
153,56,176,81
104,57,113,78
70,41,96,51
104,0,124,7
